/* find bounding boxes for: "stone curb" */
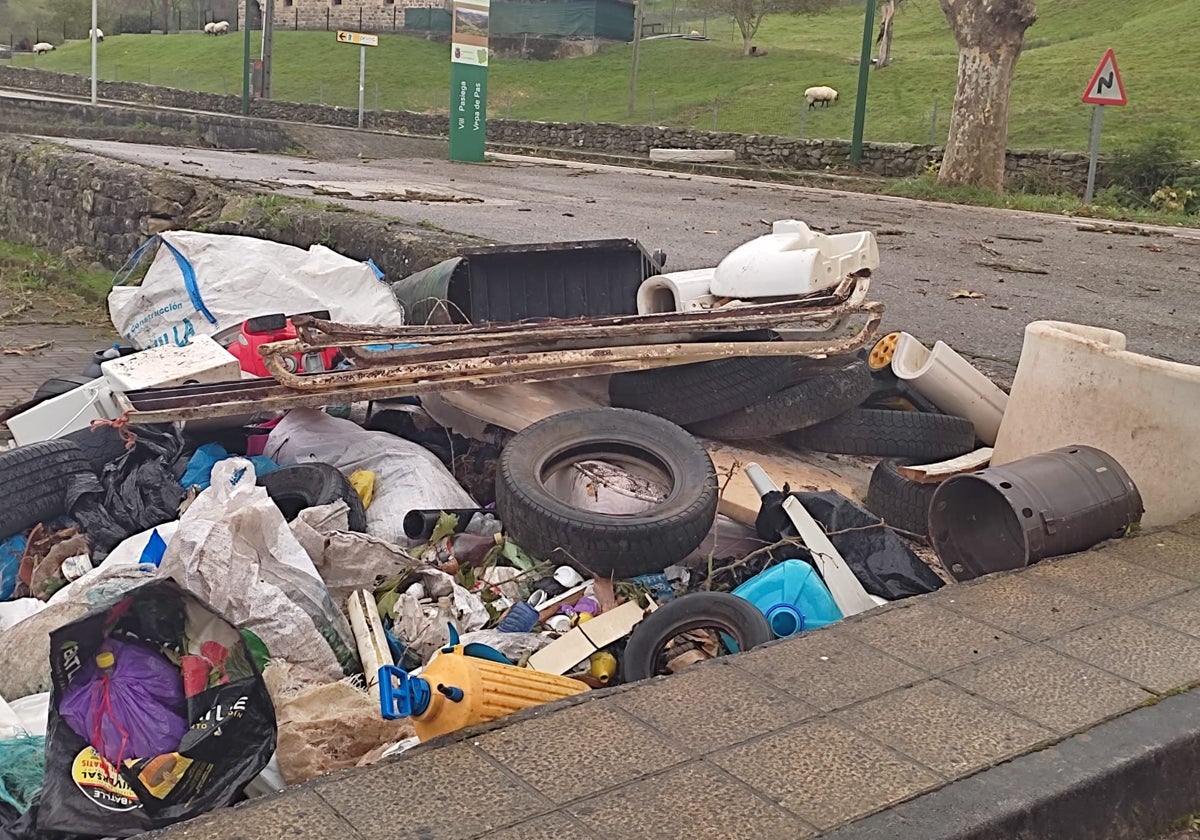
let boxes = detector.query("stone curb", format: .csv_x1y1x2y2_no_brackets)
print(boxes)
818,685,1200,840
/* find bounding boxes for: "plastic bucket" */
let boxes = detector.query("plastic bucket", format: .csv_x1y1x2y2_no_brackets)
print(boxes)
929,445,1143,582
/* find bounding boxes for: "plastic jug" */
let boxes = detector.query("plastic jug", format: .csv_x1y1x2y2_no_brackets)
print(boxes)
379,644,588,741
732,559,843,637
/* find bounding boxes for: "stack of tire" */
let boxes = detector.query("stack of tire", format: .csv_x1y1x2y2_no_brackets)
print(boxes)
607,333,978,538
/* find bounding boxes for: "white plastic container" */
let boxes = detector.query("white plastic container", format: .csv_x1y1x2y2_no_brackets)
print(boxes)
636,268,717,314
992,320,1200,528
890,332,1008,445
710,220,879,299
7,377,122,445
102,334,240,392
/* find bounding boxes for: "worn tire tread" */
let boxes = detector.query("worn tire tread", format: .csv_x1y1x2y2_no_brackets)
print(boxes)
865,458,938,536
0,440,92,538
786,408,976,460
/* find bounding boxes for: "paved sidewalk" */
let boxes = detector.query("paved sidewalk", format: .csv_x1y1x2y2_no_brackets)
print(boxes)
156,517,1200,840
0,322,115,430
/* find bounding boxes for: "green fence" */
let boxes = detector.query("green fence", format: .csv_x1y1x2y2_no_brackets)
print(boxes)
406,0,633,41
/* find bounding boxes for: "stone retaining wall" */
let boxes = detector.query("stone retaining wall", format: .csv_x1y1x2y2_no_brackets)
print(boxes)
0,66,1097,189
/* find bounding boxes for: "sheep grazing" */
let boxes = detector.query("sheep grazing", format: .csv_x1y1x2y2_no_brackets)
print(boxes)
32,42,55,54
203,21,215,34
90,28,104,41
211,20,230,34
804,85,838,109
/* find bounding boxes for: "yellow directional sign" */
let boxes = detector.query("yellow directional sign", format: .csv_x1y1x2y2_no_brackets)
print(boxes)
336,30,378,47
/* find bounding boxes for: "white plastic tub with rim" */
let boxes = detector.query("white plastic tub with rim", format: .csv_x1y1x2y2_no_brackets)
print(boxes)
991,320,1200,528
889,332,1008,445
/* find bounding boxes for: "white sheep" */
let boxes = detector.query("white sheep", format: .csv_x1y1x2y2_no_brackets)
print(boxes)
89,28,103,41
804,85,838,109
212,20,230,34
203,21,215,34
32,42,55,54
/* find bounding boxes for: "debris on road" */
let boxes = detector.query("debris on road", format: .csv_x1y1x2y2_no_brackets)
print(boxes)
0,219,1165,837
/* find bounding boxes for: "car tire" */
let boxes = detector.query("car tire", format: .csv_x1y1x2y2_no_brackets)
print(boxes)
865,458,938,537
607,331,812,426
687,359,873,441
495,408,717,579
786,408,976,461
622,592,773,683
63,425,132,474
0,440,93,539
257,463,367,532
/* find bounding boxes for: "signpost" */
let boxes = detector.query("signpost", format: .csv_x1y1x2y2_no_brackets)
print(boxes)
337,30,379,129
449,0,490,162
1081,48,1127,204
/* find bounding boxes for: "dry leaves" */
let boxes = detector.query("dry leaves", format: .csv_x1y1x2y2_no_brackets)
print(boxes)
949,289,984,300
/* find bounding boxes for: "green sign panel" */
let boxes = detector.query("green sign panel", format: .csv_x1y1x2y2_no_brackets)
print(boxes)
449,0,490,162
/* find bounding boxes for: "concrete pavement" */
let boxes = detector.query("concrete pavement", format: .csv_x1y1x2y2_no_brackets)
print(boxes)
155,520,1200,840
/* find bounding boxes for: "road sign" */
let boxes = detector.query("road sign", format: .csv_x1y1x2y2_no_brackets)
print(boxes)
1081,48,1126,106
337,30,378,47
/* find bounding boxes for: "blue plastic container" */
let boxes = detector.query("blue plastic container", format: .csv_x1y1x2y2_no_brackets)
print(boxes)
732,559,843,637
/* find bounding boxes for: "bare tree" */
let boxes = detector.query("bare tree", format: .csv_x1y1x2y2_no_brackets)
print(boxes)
874,0,895,68
937,0,1037,192
698,0,838,57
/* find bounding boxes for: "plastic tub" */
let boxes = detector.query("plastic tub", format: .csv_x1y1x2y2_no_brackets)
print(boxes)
732,559,843,637
711,220,878,299
929,444,1143,582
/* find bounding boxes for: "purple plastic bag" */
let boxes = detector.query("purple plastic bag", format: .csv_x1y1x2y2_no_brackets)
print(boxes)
59,637,188,767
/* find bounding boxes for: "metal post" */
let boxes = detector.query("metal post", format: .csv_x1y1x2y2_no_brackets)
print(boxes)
583,91,588,120
799,106,806,138
626,0,643,117
359,7,363,30
295,8,299,29
241,1,251,114
650,91,655,124
357,44,366,128
375,81,380,111
929,98,938,145
262,0,274,99
711,102,717,130
1084,105,1104,204
90,0,98,104
849,0,876,164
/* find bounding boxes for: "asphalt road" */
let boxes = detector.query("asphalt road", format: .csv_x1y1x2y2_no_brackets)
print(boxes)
52,137,1200,378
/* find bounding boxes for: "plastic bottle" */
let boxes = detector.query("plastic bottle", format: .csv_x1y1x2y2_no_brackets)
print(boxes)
435,532,502,573
96,650,116,678
463,512,503,538
33,552,93,599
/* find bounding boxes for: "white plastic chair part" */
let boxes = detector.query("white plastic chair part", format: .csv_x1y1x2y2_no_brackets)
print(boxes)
992,320,1200,528
635,268,717,314
710,220,879,299
890,332,1009,445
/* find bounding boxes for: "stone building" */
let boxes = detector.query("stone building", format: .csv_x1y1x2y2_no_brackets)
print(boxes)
236,0,428,32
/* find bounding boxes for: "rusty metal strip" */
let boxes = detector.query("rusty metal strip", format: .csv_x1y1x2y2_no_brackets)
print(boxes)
119,305,881,425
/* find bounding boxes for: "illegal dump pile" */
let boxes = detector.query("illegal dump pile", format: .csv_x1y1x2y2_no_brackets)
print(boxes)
0,220,1178,838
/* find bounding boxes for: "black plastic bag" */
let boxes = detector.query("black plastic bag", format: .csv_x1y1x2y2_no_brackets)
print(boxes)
64,426,185,557
36,580,276,838
755,489,943,600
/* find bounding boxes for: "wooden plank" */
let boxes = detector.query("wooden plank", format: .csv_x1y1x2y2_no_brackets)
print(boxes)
422,380,874,526
897,447,993,483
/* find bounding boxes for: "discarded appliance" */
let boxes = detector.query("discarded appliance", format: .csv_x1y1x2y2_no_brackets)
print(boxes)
379,633,588,741
226,313,341,378
391,239,663,325
732,559,842,637
889,332,1008,445
636,220,878,314
101,334,241,392
993,320,1200,528
6,378,121,446
929,444,1143,582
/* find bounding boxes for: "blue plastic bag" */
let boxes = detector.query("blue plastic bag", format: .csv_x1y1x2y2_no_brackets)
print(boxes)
0,534,26,601
181,443,279,490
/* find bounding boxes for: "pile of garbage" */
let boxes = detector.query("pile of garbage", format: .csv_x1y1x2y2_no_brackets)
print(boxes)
0,222,1161,838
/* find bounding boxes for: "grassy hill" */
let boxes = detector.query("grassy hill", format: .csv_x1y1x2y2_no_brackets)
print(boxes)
10,0,1198,154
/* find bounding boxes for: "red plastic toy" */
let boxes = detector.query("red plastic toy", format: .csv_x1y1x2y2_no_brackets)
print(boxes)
227,311,341,378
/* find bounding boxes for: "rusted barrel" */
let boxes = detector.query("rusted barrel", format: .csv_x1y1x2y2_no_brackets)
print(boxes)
929,445,1143,582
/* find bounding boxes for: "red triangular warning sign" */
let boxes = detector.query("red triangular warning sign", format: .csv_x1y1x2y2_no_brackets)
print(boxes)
1082,49,1127,106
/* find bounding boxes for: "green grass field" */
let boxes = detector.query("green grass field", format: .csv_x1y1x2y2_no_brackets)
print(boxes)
10,0,1198,154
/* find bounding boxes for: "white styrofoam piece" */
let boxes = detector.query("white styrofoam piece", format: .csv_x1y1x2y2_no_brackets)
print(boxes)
889,332,1008,446
7,377,121,445
102,334,240,392
636,268,717,314
710,220,879,299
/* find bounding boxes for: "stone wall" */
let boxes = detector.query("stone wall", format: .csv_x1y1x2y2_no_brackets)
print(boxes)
0,135,479,271
0,66,1097,189
237,0,415,32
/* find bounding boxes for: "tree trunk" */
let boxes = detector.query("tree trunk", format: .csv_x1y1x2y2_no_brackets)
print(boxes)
875,0,894,68
741,33,753,54
161,0,169,32
937,0,1036,192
